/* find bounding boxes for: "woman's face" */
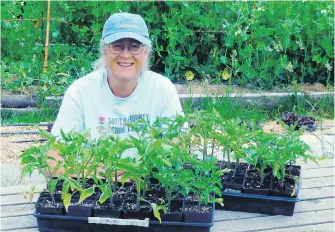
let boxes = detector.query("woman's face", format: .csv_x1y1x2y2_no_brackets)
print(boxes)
104,38,149,82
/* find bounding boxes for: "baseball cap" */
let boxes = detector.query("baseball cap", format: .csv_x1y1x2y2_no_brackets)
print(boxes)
102,12,151,47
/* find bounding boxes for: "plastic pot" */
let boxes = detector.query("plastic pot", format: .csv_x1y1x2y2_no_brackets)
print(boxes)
35,196,64,215
65,196,95,217
93,198,123,218
270,176,297,198
183,201,213,223
122,199,152,220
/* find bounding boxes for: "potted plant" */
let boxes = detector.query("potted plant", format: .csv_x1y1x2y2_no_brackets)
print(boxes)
92,135,130,218
51,129,99,217
20,129,64,215
183,156,224,223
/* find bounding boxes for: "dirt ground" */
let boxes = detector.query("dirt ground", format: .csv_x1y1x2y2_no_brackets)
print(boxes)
174,82,330,95
1,125,46,165
1,120,333,165
2,82,331,97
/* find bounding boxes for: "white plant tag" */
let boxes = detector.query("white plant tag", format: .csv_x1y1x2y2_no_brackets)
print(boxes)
88,217,149,227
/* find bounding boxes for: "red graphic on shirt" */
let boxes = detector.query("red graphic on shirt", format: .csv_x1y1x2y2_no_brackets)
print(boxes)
99,117,105,123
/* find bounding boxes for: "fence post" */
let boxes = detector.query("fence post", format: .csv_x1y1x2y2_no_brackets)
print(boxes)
43,0,51,72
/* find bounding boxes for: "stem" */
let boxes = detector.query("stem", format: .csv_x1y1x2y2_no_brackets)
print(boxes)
114,171,118,191
211,139,215,156
227,150,231,167
233,158,239,177
136,180,141,211
167,189,172,213
203,136,208,160
50,193,56,205
197,199,201,212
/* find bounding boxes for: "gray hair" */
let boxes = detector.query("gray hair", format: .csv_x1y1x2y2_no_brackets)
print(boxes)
92,39,153,73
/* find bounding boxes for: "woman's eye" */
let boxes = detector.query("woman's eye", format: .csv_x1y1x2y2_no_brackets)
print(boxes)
131,43,141,49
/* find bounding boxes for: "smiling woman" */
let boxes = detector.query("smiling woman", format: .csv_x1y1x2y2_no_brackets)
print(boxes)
49,12,183,164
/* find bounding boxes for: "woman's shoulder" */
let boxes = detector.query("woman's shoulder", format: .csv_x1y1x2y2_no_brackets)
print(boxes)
66,69,105,93
142,71,175,89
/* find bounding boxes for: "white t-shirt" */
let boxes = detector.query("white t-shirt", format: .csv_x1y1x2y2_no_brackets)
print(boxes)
51,69,183,150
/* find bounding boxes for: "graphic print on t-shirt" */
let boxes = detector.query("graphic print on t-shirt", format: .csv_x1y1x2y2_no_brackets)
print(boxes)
96,113,149,135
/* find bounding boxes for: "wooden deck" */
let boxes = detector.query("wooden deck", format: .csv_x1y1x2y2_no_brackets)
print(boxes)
1,159,334,232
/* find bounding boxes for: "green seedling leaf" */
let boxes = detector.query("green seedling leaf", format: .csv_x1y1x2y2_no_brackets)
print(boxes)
62,181,70,200
49,179,58,194
62,176,83,191
215,198,224,207
38,129,56,142
79,186,95,204
63,193,71,212
151,203,162,224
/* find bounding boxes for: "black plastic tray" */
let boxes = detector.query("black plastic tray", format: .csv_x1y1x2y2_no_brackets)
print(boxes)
216,176,302,216
34,204,214,232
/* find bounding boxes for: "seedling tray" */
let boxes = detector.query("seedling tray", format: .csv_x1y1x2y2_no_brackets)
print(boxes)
216,177,302,216
34,212,214,232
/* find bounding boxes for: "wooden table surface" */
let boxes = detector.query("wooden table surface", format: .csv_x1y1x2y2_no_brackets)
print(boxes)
1,159,334,232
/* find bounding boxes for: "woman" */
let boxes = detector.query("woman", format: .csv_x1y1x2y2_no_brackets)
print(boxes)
48,12,183,172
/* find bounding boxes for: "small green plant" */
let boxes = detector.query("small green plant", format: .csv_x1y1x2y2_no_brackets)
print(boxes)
190,156,224,209
93,135,130,207
51,129,99,211
19,129,60,205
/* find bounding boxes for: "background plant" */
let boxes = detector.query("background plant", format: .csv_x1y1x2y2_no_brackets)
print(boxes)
1,1,333,100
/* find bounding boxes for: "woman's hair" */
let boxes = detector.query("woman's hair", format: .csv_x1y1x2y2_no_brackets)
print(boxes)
92,39,152,73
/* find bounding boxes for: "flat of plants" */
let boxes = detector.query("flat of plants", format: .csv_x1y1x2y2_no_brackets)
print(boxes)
20,111,318,231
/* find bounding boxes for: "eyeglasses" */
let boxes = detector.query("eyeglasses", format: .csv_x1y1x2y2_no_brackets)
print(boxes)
109,42,144,55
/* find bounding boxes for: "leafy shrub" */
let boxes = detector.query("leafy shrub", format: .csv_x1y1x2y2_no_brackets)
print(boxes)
1,1,334,95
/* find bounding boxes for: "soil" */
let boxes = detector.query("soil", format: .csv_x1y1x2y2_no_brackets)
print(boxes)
221,174,244,188
149,184,160,192
144,192,156,202
218,162,249,175
271,178,295,195
123,202,150,211
285,165,301,177
185,194,198,201
114,190,136,200
244,176,271,190
172,192,184,199
184,204,212,213
69,202,93,207
39,198,63,208
3,83,330,97
94,202,120,210
174,82,330,95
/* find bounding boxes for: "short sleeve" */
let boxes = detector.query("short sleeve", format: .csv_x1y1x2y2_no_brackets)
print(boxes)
160,88,183,118
51,86,85,137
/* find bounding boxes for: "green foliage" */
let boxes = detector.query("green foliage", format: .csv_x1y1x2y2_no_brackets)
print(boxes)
1,1,334,98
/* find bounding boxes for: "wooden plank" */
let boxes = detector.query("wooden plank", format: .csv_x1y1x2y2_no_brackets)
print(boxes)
267,223,335,232
4,229,38,232
1,215,37,231
0,193,39,206
212,209,334,232
214,197,334,221
300,186,334,200
297,159,334,169
302,176,334,189
0,184,45,196
1,204,35,218
301,167,334,179
295,198,334,212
